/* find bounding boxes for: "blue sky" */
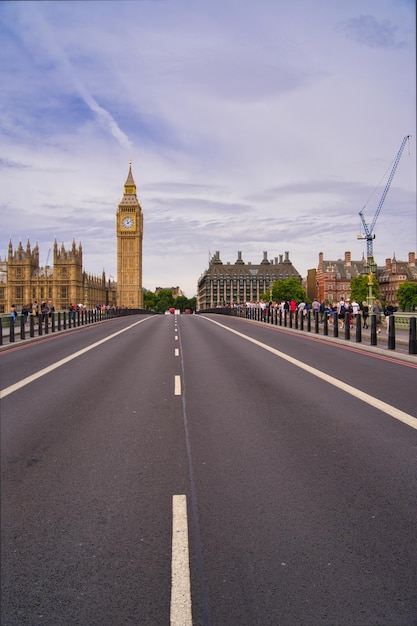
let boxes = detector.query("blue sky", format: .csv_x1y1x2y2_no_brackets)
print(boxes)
0,0,415,297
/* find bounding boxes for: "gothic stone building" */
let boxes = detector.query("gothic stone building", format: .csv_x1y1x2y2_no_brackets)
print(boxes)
197,250,301,309
0,239,116,314
0,163,144,314
116,163,144,308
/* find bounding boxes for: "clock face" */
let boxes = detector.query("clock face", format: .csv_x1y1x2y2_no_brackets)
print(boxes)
121,216,135,229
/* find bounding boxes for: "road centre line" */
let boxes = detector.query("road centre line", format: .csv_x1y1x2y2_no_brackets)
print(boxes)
202,316,417,431
0,317,155,399
175,348,179,357
170,495,192,626
174,375,181,396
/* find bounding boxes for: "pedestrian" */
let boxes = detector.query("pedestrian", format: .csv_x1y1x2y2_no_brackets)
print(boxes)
337,298,346,329
32,301,39,323
372,299,383,334
385,305,395,333
10,304,17,324
21,304,29,323
319,300,326,323
312,298,320,314
361,301,369,329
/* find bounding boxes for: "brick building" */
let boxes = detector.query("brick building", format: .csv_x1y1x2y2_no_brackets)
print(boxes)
314,251,367,304
378,252,417,306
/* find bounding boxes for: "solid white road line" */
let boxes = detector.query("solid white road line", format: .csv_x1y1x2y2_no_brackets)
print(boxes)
174,375,181,396
171,495,192,626
202,316,417,431
0,317,154,399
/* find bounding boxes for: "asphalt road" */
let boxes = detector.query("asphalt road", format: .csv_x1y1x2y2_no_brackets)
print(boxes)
1,313,416,626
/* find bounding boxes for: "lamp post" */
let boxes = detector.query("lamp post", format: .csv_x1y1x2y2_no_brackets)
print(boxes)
367,271,375,309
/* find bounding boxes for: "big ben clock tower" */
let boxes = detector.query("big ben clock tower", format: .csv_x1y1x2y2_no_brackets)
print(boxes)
116,161,144,308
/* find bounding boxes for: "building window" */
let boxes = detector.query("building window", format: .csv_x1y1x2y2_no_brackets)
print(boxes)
61,287,67,300
16,268,22,279
61,267,68,278
15,286,23,299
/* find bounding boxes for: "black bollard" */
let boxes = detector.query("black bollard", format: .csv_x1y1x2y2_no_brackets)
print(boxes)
307,310,311,332
314,311,319,334
370,314,377,346
0,318,3,346
20,315,25,341
344,312,350,341
323,312,328,336
58,312,61,331
51,313,55,333
9,316,15,342
284,310,287,327
300,312,304,331
409,317,417,355
387,315,395,351
44,315,48,334
355,313,361,343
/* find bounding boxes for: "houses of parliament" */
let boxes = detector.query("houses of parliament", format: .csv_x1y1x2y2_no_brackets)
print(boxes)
0,164,144,314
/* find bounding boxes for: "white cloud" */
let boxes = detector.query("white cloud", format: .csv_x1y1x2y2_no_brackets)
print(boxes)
0,0,415,297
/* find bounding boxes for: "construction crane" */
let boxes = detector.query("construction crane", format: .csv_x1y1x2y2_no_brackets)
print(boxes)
357,134,410,266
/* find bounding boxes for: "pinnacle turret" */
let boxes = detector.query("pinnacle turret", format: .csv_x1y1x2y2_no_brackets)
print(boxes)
124,160,137,195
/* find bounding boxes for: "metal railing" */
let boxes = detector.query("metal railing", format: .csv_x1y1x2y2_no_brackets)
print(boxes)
0,308,156,346
198,307,417,355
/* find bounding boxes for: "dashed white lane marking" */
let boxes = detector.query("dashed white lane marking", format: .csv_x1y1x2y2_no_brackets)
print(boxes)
202,316,417,431
174,375,181,395
175,335,178,341
0,317,155,399
175,348,179,357
170,495,192,626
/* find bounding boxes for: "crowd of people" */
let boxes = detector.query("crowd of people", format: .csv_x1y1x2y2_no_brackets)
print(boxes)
234,297,391,333
9,301,119,325
10,300,55,324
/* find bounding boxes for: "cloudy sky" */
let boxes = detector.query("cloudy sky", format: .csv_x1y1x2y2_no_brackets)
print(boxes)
0,0,415,297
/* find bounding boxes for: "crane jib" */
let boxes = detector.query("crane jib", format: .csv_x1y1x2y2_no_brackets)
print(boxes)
359,134,411,263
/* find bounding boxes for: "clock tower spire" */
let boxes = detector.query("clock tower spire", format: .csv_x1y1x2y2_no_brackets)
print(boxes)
116,161,144,308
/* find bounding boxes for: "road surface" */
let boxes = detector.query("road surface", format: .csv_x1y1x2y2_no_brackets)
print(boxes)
1,314,416,625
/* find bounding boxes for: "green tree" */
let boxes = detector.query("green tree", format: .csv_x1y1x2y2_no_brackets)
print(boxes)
143,290,196,313
143,290,157,310
350,274,380,304
154,289,175,313
174,295,196,312
396,282,417,311
271,277,306,303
